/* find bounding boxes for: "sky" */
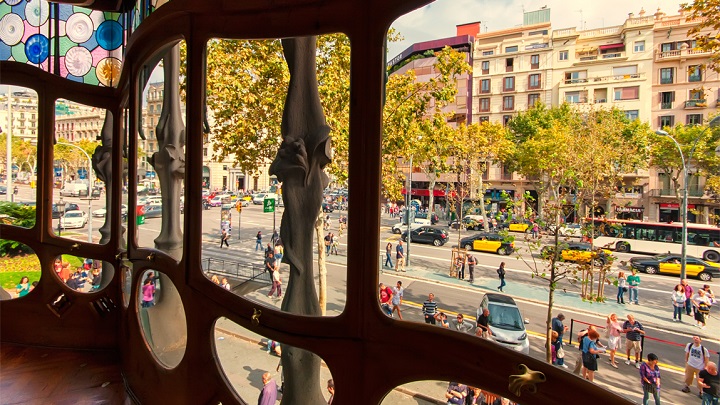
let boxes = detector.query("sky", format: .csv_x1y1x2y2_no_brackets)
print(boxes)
388,0,684,58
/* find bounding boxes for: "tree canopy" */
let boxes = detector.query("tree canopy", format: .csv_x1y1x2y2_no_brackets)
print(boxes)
681,0,720,72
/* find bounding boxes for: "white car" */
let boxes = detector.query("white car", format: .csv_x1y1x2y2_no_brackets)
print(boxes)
253,193,278,205
391,218,431,234
547,223,583,237
60,210,88,229
92,204,128,217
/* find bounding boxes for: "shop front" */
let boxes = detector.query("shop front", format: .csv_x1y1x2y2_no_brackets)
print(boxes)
615,206,644,220
658,203,696,223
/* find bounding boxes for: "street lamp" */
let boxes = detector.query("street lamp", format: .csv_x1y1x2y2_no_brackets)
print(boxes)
56,142,95,243
406,155,413,266
655,115,720,280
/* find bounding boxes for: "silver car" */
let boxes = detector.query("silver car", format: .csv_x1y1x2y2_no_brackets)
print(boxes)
477,293,530,355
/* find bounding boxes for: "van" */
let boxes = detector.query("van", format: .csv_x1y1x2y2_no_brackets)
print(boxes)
59,182,88,197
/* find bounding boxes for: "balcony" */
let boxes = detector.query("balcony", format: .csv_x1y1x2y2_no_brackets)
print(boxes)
684,99,707,109
650,188,706,197
562,72,644,86
655,48,712,61
661,102,672,109
602,52,623,59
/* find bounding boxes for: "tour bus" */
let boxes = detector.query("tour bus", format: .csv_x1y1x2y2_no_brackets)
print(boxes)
591,218,720,262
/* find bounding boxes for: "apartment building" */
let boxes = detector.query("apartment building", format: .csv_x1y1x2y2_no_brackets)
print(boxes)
55,105,106,143
0,89,39,142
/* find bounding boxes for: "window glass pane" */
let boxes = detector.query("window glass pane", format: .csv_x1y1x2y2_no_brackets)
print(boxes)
613,65,637,75
505,46,518,53
0,240,40,299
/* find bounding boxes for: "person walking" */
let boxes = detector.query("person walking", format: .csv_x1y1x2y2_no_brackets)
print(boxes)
698,362,719,405
672,284,687,322
220,228,230,248
683,336,710,395
640,353,662,405
627,269,641,304
330,233,339,255
395,241,406,272
384,243,393,268
682,279,695,316
693,289,712,329
255,231,262,251
551,313,569,369
617,271,627,304
422,293,437,324
258,372,278,405
391,281,404,319
378,283,393,317
581,328,606,381
268,266,282,299
497,262,506,292
606,313,623,369
467,254,476,283
324,232,332,255
623,314,645,368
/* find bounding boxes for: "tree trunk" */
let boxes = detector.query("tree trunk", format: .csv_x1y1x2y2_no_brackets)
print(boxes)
427,174,436,214
316,208,327,315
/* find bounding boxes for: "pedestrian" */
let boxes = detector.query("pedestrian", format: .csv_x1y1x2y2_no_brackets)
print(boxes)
551,313,569,369
698,362,719,405
453,313,473,334
267,267,282,299
265,243,275,258
573,328,590,375
640,353,661,405
497,262,506,292
683,335,710,395
395,240,406,272
327,379,335,405
581,328,605,381
693,289,712,329
324,232,332,255
682,279,695,316
466,254,476,283
444,382,467,405
211,275,220,285
258,372,278,405
702,284,716,305
672,284,687,322
531,222,539,239
378,283,393,317
391,281,403,320
141,278,155,308
220,228,230,248
616,271,627,304
255,231,262,251
274,242,284,262
623,314,645,368
456,255,465,280
221,277,231,291
422,293,437,324
384,243,393,268
475,308,492,338
15,276,31,298
627,269,641,304
271,229,279,245
606,313,623,369
435,312,450,328
330,233,339,255
264,252,276,274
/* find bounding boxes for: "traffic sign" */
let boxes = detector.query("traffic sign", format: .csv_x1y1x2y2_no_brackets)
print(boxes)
263,198,275,213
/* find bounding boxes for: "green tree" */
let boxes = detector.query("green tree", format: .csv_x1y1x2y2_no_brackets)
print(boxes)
681,0,720,72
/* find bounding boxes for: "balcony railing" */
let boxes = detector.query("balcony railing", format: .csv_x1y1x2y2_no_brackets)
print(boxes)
602,52,623,59
563,72,643,85
684,99,707,109
650,188,706,197
660,102,672,109
656,48,712,61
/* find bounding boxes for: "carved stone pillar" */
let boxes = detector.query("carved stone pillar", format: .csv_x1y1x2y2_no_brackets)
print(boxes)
92,112,113,245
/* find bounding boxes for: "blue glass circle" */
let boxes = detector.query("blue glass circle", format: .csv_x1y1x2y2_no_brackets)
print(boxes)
96,20,122,50
25,34,49,64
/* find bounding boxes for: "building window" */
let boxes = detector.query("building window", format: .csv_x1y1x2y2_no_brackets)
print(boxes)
502,115,512,126
480,79,491,93
634,40,645,52
660,91,674,109
661,42,675,53
479,98,490,112
659,115,674,128
502,96,514,111
559,50,569,60
481,61,489,74
660,68,674,84
500,164,513,180
565,91,584,103
503,77,515,91
478,116,490,123
689,89,704,100
613,86,639,101
528,93,540,106
686,114,703,125
505,58,514,72
482,50,494,56
505,45,518,53
528,74,541,89
564,71,587,84
203,148,208,157
624,110,639,121
530,54,539,69
688,65,702,82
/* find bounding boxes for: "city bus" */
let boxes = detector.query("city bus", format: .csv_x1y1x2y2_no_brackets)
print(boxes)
591,219,720,262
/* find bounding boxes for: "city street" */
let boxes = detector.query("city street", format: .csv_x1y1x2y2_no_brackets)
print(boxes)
6,184,720,404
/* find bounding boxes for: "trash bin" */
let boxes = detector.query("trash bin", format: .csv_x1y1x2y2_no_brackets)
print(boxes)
136,204,146,225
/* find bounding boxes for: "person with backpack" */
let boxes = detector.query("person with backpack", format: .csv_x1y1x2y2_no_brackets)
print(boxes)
683,336,710,395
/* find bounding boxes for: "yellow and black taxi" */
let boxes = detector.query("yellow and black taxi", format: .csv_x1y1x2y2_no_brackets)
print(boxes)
460,232,515,255
498,220,532,233
629,254,720,281
541,242,612,266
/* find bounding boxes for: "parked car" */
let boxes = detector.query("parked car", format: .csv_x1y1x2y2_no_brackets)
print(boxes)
415,212,440,225
505,220,532,233
450,215,484,231
401,226,449,246
547,223,583,237
59,182,88,197
322,202,334,213
60,210,88,229
92,204,128,218
629,254,720,281
252,193,278,205
0,185,6,195
460,232,514,255
477,293,530,355
391,216,431,234
52,202,80,219
209,195,232,207
144,204,163,218
541,242,612,266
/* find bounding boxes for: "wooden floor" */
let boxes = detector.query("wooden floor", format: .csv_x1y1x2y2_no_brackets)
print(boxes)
0,343,134,405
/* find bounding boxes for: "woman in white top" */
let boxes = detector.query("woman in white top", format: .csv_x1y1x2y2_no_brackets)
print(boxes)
693,289,712,329
616,271,627,304
671,284,686,322
605,313,623,368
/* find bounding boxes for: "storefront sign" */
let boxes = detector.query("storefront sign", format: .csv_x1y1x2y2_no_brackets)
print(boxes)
615,206,643,213
659,203,696,209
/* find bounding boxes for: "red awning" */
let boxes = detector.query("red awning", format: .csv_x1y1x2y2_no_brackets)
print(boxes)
401,188,447,197
599,43,624,51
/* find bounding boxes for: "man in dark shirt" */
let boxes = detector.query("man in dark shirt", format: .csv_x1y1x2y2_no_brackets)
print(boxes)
622,314,645,368
264,252,276,274
476,308,492,338
698,362,719,403
551,313,569,368
395,241,405,272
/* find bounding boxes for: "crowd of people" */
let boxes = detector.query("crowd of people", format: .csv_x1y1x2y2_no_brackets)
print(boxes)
52,257,103,293
669,279,715,329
